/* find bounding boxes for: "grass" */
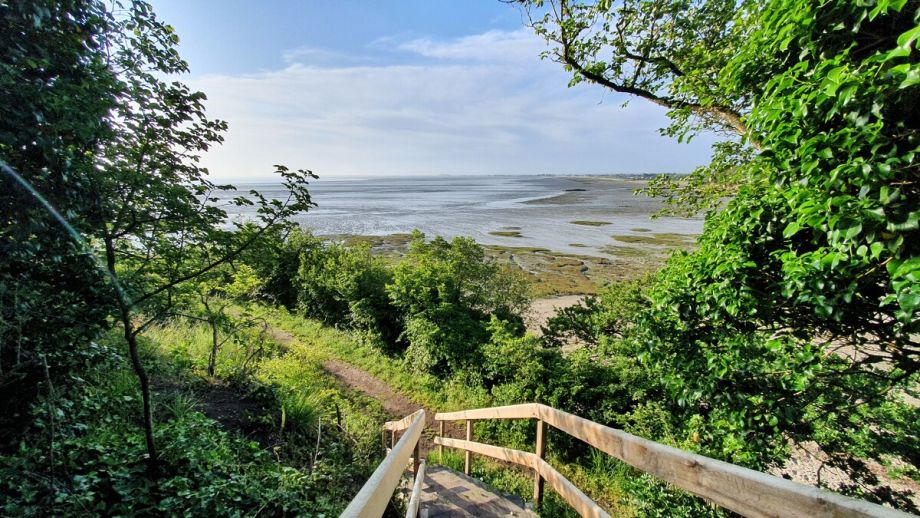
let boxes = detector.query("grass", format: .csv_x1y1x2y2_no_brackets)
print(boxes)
489,230,524,238
145,321,265,379
250,307,453,410
598,245,652,258
612,233,697,247
570,220,612,227
146,314,390,460
3,320,389,516
569,243,588,248
256,304,638,517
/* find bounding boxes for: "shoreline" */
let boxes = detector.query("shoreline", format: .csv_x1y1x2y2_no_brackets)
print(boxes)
332,232,693,297
224,174,704,260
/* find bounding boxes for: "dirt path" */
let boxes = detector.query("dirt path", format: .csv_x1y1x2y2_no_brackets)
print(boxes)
264,322,466,455
263,298,584,420
267,324,423,419
322,359,421,418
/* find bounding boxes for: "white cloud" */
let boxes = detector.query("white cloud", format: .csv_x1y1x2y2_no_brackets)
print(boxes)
281,46,370,65
189,30,715,181
396,29,544,62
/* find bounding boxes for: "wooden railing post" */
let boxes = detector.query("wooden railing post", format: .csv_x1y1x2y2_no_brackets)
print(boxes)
413,439,420,475
391,429,396,449
344,410,426,518
438,421,445,460
534,418,546,506
464,419,472,475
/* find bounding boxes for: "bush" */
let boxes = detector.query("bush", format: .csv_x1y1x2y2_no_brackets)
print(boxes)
248,227,317,309
296,236,401,346
388,232,530,375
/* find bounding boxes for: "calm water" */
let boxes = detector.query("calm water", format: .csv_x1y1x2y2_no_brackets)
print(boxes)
220,175,702,257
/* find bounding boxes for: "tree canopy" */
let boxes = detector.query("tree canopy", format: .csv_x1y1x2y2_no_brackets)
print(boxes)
543,0,920,505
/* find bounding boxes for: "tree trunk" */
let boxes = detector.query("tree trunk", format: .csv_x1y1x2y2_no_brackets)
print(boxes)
104,235,158,475
208,320,218,377
123,311,159,476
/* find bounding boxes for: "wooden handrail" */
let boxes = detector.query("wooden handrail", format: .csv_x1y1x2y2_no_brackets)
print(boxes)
405,460,427,518
341,409,426,518
437,404,537,421
383,411,421,431
435,436,608,518
435,403,912,518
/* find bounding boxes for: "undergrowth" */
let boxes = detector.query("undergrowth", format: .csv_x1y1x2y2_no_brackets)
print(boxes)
0,319,390,516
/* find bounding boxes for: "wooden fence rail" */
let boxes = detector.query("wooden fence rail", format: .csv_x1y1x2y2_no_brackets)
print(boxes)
341,409,426,518
434,403,913,518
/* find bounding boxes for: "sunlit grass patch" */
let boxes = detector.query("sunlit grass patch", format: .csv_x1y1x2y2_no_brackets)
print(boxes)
612,233,697,247
598,245,651,258
570,220,612,226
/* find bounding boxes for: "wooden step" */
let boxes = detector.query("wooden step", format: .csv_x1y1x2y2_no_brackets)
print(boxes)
419,466,537,517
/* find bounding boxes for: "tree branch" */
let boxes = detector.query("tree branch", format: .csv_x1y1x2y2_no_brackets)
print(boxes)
130,191,295,308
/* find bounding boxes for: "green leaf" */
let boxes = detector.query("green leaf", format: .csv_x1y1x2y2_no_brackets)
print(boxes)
899,67,920,88
896,24,920,49
897,292,920,312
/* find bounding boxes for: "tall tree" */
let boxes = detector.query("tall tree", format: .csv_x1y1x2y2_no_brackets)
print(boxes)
528,0,919,507
633,0,919,503
0,0,116,438
88,1,316,473
3,0,316,472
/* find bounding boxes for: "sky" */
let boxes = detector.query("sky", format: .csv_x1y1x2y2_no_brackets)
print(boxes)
151,0,717,181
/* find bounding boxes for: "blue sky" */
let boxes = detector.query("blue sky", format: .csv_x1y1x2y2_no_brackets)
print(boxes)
152,0,716,181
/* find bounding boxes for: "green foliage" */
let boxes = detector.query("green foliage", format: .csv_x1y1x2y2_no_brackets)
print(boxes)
388,232,530,375
260,230,533,377
0,0,116,437
3,0,318,470
641,0,920,470
6,0,919,515
240,226,317,308
640,141,757,217
92,0,317,326
296,233,401,345
539,1,920,510
543,277,649,349
0,339,349,516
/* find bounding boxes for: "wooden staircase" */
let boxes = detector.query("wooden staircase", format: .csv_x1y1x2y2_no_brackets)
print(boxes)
340,405,912,518
418,466,535,517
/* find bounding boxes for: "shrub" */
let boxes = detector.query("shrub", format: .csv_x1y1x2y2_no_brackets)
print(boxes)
388,232,530,375
297,237,401,345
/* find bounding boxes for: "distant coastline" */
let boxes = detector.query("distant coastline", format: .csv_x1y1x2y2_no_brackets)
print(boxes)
218,174,702,260
223,172,685,186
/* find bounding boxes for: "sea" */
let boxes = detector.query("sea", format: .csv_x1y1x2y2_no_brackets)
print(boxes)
219,174,703,257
